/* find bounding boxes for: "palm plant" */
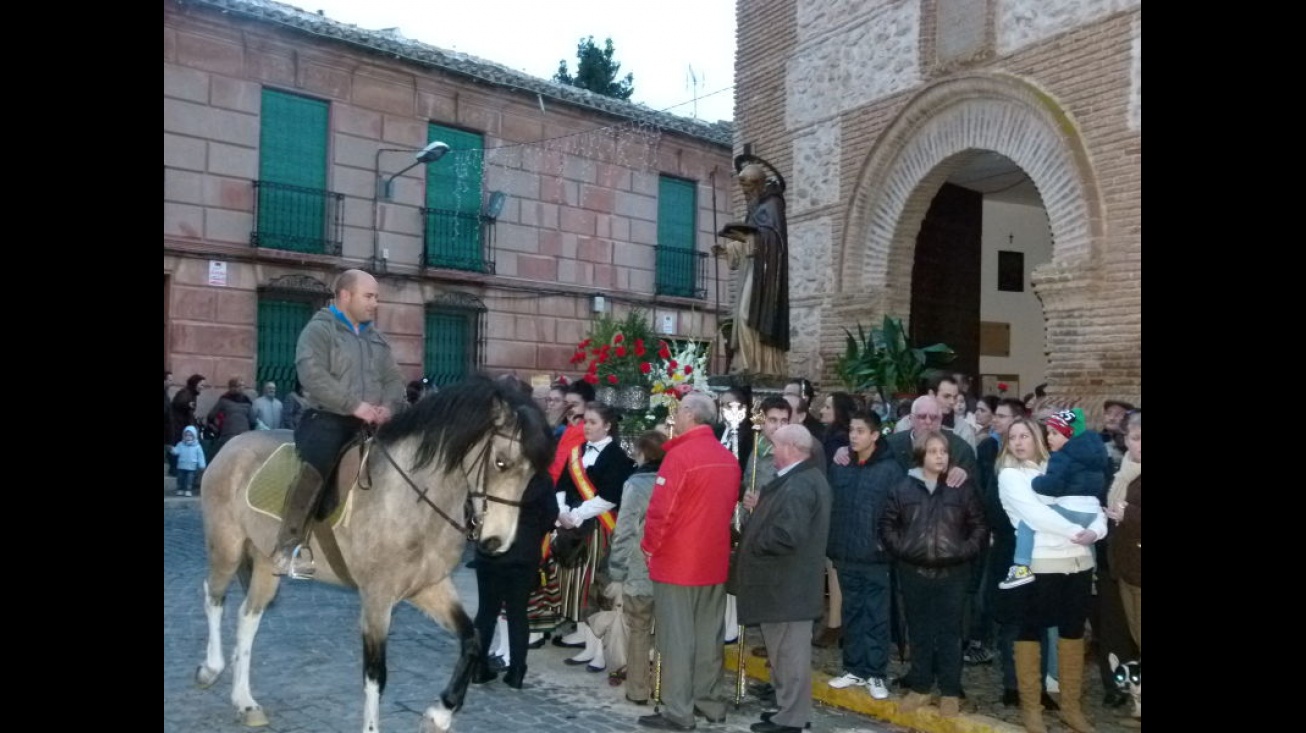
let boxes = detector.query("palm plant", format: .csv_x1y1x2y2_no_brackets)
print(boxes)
835,315,956,406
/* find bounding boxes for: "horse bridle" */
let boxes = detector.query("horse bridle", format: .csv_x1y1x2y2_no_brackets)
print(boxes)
367,429,525,541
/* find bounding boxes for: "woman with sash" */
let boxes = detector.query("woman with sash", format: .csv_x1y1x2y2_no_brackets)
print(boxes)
554,401,635,671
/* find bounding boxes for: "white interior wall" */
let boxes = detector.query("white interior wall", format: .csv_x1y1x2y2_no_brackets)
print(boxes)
978,198,1052,397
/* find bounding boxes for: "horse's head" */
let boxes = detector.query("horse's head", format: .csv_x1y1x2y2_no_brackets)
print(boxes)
377,376,552,555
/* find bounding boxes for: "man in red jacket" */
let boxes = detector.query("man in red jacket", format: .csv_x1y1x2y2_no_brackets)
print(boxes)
639,391,743,731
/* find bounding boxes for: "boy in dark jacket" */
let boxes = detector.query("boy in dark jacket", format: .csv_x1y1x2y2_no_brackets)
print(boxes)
1000,408,1107,589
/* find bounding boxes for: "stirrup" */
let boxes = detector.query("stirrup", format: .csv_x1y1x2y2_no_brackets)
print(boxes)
273,544,316,579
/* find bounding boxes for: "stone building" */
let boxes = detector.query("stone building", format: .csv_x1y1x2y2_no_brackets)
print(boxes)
734,0,1142,416
164,0,733,404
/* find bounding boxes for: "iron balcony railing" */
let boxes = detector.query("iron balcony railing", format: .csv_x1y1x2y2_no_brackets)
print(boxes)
251,180,344,255
655,245,709,299
421,207,494,274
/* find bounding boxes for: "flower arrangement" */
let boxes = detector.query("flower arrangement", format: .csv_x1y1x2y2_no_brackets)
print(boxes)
569,309,658,387
644,339,711,430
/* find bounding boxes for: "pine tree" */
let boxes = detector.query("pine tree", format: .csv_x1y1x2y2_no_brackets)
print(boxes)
553,36,635,101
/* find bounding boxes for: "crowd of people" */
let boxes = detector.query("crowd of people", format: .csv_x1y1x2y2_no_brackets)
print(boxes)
165,271,1140,733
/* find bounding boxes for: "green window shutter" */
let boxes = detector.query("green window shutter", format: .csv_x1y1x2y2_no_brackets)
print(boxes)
424,309,473,387
656,175,698,297
257,89,330,253
256,298,315,395
424,124,484,271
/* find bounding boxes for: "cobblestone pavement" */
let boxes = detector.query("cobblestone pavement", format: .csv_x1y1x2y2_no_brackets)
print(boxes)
165,501,899,733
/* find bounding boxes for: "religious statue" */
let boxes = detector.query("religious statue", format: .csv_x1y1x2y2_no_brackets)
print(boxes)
714,154,790,378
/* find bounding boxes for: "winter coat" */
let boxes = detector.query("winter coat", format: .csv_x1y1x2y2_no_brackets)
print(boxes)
170,387,200,444
1107,455,1141,587
825,435,904,567
643,424,742,586
252,395,283,431
880,470,987,570
821,427,850,473
296,306,405,418
1032,432,1109,503
208,391,253,438
171,426,208,471
607,464,660,598
735,457,831,626
886,429,978,484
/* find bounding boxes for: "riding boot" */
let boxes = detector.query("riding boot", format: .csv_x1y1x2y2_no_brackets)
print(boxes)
1057,638,1096,733
1014,641,1047,733
271,464,324,578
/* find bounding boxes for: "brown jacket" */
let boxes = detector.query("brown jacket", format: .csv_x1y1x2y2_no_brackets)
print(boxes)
1109,473,1141,587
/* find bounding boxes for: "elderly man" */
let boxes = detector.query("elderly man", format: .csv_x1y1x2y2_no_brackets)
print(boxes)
252,381,283,431
887,395,977,487
735,424,831,733
639,392,742,731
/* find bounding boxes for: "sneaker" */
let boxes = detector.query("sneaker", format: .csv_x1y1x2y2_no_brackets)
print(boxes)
963,642,994,665
998,565,1036,589
866,677,890,700
828,672,866,689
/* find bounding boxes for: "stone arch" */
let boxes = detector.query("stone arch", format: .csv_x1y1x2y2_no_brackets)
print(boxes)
838,72,1105,313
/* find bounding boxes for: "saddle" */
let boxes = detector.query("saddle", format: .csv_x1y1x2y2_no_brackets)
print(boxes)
245,435,370,528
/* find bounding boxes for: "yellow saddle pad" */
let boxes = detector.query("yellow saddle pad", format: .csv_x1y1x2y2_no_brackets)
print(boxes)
244,442,349,529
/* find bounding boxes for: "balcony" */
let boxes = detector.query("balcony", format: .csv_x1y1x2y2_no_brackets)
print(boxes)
421,207,493,274
655,245,709,299
251,180,344,255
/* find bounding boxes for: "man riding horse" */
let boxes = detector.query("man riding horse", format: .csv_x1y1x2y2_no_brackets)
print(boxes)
272,268,407,578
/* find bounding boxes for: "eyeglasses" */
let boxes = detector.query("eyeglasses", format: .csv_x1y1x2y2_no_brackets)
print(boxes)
913,413,942,421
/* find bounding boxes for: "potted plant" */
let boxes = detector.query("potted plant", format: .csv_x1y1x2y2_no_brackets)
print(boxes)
835,315,955,407
570,309,659,403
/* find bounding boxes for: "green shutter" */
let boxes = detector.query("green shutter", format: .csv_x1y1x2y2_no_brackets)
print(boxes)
656,176,698,297
424,124,484,270
424,309,472,387
257,89,329,252
257,298,315,395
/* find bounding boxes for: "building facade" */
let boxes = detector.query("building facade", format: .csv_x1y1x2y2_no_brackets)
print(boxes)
164,0,734,403
734,0,1142,416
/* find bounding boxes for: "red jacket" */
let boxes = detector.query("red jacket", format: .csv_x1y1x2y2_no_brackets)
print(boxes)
642,424,742,586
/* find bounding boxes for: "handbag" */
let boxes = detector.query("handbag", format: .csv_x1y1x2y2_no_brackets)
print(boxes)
551,522,592,569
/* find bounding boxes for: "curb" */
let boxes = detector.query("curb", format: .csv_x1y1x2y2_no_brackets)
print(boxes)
724,649,1023,733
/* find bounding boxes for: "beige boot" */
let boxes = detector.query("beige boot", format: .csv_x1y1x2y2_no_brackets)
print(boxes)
1014,641,1047,733
1057,638,1096,733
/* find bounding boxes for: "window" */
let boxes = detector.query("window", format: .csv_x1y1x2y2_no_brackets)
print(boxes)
655,175,700,298
253,89,341,254
256,298,315,395
423,293,487,386
423,124,485,271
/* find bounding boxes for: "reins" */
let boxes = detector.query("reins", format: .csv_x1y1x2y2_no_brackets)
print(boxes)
368,428,526,541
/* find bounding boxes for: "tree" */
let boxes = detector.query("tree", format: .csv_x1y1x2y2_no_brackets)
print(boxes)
553,36,635,101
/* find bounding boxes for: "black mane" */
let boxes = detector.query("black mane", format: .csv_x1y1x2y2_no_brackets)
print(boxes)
376,375,552,475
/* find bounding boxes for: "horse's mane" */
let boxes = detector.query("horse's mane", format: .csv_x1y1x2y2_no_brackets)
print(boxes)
376,375,553,475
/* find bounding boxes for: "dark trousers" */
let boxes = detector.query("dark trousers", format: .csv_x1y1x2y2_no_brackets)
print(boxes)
474,563,536,673
963,542,993,645
294,409,366,479
898,564,968,697
835,562,892,679
1015,570,1093,641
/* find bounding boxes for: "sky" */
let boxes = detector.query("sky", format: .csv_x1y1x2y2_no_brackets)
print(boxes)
299,0,738,123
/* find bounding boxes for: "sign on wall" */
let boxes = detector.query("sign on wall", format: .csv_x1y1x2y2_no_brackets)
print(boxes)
208,261,228,287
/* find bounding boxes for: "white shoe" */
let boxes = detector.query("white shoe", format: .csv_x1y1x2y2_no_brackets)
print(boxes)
866,677,890,700
828,672,866,689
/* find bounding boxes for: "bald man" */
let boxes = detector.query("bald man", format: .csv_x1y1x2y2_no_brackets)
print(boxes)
271,269,406,578
886,396,977,488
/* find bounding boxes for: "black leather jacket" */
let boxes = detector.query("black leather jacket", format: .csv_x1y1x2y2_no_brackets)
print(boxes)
879,472,987,570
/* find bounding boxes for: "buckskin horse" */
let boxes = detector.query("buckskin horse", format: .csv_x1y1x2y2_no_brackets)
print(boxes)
194,376,551,732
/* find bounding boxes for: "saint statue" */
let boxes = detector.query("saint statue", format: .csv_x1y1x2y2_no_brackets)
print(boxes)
714,156,790,378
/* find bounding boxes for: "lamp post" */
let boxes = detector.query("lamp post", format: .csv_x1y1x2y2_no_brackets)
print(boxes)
372,141,450,272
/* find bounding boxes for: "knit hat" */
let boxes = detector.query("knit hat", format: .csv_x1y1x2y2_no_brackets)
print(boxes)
1069,407,1088,437
1046,410,1075,440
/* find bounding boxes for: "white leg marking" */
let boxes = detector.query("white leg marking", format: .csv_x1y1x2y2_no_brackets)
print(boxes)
420,701,453,733
230,600,265,717
363,677,381,733
197,581,225,686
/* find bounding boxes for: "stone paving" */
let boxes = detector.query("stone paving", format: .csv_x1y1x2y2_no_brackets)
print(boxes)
164,501,900,733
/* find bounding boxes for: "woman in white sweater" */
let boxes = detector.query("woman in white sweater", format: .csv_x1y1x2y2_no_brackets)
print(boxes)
997,417,1106,733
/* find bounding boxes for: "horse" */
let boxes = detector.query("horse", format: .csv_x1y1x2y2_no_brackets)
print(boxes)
194,376,552,732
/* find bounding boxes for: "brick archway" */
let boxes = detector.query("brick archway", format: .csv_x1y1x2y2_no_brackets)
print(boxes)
839,72,1103,306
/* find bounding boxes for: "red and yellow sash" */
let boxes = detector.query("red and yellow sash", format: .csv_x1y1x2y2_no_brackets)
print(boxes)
568,445,617,533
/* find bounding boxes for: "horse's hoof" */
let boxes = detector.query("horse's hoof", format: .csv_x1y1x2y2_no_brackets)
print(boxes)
239,705,269,727
421,702,453,733
195,664,222,688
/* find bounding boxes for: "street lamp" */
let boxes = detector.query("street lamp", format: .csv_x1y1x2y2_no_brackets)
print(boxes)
372,141,450,272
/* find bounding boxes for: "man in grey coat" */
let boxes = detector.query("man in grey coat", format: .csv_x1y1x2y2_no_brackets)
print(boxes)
735,425,832,733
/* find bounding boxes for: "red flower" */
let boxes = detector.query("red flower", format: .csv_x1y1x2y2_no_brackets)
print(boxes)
591,347,603,356
998,382,1009,392
557,375,570,385
634,339,646,356
684,365,693,375
616,345,628,357
640,361,652,374
582,373,599,385
668,359,679,369
579,338,592,348
597,353,609,365
607,374,619,385
658,342,671,359
613,333,625,343
586,361,599,374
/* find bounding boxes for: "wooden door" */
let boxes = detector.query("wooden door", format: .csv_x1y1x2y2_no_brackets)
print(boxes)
909,182,981,385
